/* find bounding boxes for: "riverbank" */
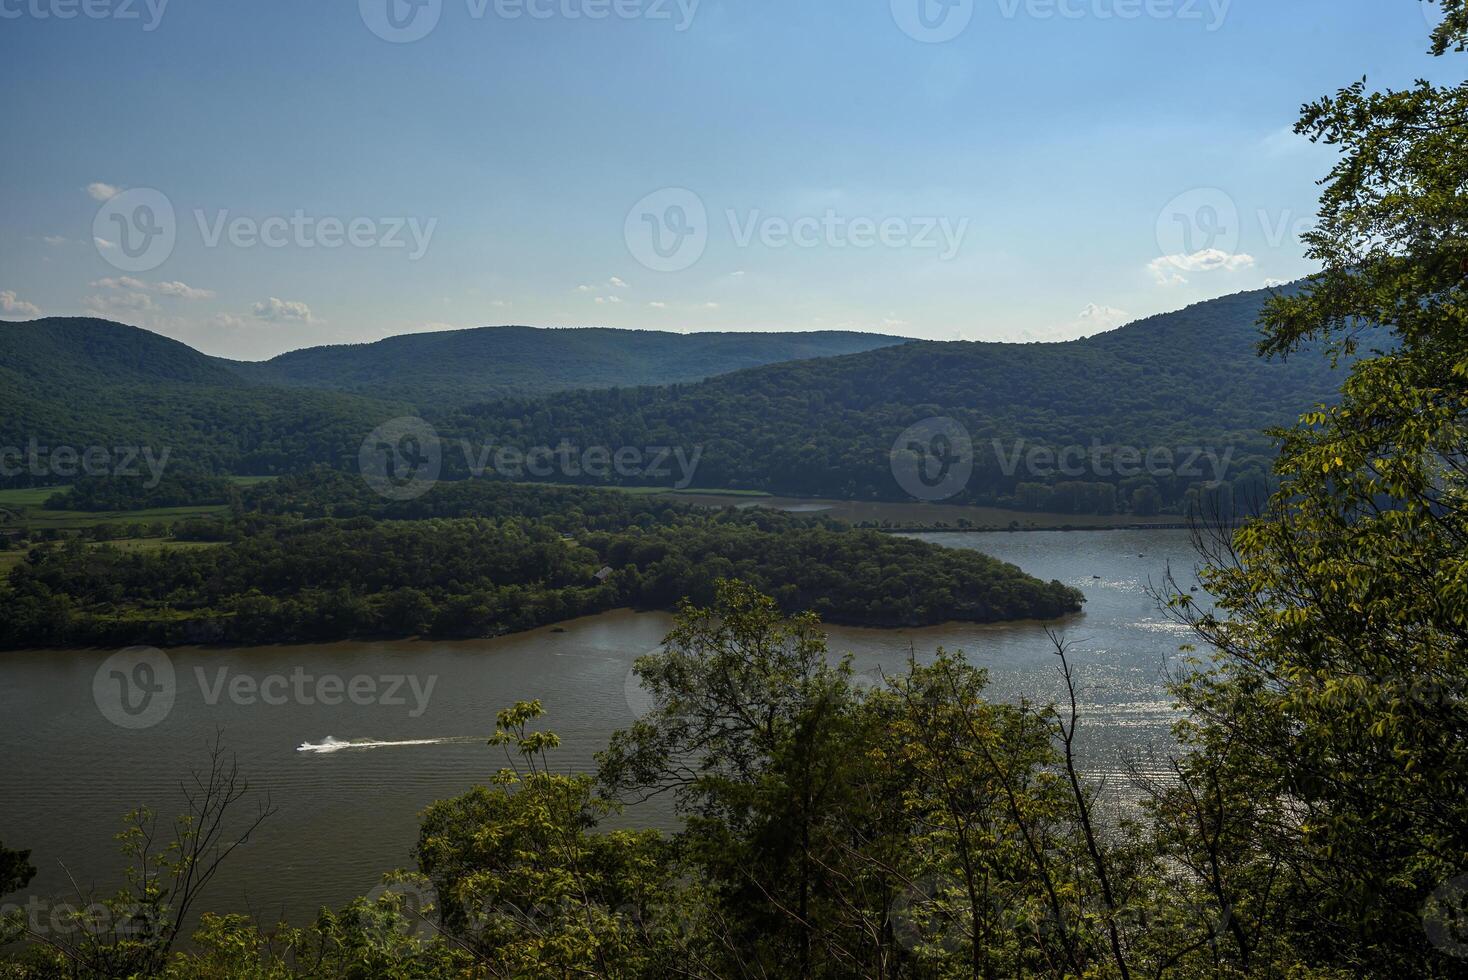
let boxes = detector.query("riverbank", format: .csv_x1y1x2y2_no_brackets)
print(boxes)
652,491,1199,532
0,529,1199,931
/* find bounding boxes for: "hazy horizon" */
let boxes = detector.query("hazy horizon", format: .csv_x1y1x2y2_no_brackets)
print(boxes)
6,278,1298,364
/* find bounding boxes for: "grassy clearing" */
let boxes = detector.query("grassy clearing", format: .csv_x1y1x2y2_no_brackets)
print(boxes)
6,505,230,532
0,475,272,532
612,485,772,498
0,536,225,572
0,486,67,509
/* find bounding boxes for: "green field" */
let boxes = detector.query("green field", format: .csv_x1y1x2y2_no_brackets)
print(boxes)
613,485,772,499
0,536,225,573
0,476,272,533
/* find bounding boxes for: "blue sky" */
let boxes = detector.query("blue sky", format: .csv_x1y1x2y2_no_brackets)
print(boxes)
0,0,1457,359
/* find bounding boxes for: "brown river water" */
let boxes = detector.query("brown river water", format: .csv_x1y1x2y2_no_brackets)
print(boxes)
0,529,1205,929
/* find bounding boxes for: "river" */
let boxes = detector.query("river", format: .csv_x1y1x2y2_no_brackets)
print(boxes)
0,528,1206,930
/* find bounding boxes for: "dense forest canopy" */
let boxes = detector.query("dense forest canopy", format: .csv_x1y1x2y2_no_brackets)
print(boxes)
438,287,1343,515
218,325,907,407
1,290,1341,518
0,474,1081,649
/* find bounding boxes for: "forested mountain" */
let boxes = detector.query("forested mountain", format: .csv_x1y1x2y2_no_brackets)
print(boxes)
0,317,243,391
216,325,907,406
0,319,898,486
1,288,1341,512
442,286,1345,515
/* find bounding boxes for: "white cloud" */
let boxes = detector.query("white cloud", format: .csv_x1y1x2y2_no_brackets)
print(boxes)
1264,277,1289,287
86,291,155,314
608,276,628,289
594,296,623,305
1148,248,1256,285
704,302,719,309
94,237,116,250
91,276,149,290
251,297,315,323
0,290,42,318
1001,303,1133,344
155,280,216,300
43,235,69,247
207,313,249,330
90,277,215,300
86,182,121,202
1076,303,1130,333
576,284,593,293
649,301,667,309
729,270,746,279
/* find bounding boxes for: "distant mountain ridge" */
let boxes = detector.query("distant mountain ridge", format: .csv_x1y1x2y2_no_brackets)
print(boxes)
0,287,1338,513
0,317,245,393
0,318,905,486
0,319,906,409
433,285,1342,515
215,325,909,407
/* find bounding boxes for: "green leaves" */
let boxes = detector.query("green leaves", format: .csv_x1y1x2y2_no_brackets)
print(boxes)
1170,11,1468,973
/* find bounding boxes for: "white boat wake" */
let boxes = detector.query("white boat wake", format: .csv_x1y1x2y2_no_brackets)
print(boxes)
297,735,480,754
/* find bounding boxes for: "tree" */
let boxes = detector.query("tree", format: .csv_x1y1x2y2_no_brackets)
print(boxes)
415,700,699,978
0,842,35,899
1166,5,1468,973
4,737,274,977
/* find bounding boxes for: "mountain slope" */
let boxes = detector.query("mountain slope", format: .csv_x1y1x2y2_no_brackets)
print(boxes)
0,317,245,392
218,326,908,407
0,288,1343,514
439,287,1344,514
0,318,406,486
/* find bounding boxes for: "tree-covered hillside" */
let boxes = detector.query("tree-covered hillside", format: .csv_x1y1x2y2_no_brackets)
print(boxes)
1,290,1344,512
0,318,244,390
217,325,907,407
442,286,1346,514
0,476,1082,648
